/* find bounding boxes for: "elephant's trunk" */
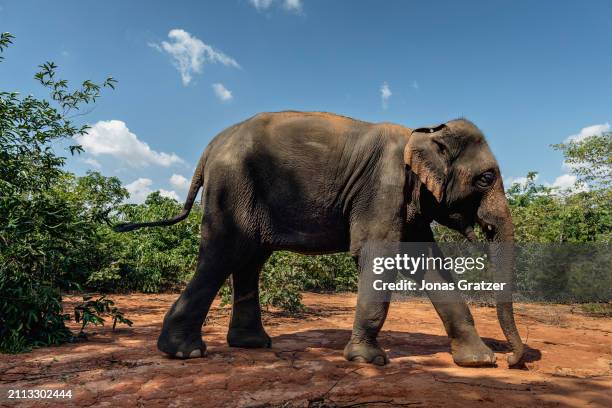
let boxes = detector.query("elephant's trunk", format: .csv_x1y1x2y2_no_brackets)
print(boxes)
477,186,524,367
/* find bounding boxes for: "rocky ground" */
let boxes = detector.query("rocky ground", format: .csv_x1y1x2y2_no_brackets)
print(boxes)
1,293,610,407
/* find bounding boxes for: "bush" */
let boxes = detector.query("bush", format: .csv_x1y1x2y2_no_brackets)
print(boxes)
220,251,357,314
99,193,202,292
0,284,71,353
0,33,126,352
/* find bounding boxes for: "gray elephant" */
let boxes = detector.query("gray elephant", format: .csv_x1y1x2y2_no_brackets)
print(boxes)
115,111,524,367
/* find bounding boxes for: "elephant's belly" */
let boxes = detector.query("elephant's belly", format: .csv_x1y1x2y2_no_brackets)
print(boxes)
262,216,351,254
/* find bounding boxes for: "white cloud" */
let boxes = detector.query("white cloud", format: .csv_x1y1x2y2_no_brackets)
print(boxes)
125,178,153,203
506,173,588,194
170,173,190,190
125,178,181,203
561,160,575,172
212,83,233,102
547,174,588,193
150,29,240,86
76,120,184,167
283,0,303,12
551,174,576,190
250,0,274,9
159,189,180,201
566,123,610,143
80,157,101,169
380,82,392,109
249,0,302,13
505,174,539,187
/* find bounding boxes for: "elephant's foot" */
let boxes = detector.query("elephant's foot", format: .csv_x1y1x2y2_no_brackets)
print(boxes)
450,337,496,367
344,338,388,366
157,328,206,359
227,327,271,348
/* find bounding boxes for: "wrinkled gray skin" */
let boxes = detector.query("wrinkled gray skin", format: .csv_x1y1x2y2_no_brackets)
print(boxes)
115,111,524,367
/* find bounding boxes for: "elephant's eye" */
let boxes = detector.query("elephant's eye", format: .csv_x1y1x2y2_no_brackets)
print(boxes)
475,171,496,189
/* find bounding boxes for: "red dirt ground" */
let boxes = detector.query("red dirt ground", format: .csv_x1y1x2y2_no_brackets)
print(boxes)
1,293,610,408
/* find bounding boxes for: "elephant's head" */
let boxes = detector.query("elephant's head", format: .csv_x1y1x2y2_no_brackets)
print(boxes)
404,119,524,366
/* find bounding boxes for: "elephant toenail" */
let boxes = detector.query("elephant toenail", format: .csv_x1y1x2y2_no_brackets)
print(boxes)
352,356,368,363
189,349,202,358
175,351,184,358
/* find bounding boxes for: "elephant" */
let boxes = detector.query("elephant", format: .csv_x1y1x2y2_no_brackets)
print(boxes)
114,111,524,367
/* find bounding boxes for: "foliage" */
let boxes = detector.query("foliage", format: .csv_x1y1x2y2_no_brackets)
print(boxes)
258,253,306,314
578,302,612,318
433,223,470,242
0,33,121,353
503,132,611,302
98,193,202,292
0,284,70,353
506,176,610,244
552,132,612,189
220,251,357,314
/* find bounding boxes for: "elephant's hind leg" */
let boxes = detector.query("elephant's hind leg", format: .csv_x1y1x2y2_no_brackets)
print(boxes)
157,227,248,359
227,250,272,348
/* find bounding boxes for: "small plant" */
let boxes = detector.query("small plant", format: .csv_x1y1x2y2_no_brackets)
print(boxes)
73,295,133,338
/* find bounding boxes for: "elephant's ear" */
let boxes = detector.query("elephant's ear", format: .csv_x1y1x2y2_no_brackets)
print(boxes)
404,124,449,203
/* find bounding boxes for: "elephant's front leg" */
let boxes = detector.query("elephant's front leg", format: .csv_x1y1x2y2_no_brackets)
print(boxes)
412,226,496,366
344,220,402,366
422,251,496,366
343,275,392,366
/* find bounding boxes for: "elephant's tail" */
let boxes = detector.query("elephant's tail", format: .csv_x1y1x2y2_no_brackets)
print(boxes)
113,153,206,233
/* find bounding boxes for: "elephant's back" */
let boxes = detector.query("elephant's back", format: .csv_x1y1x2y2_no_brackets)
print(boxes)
204,111,372,172
199,112,374,245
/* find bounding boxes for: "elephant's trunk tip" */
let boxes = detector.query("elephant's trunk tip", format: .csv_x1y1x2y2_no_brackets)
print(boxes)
507,346,525,367
497,301,526,368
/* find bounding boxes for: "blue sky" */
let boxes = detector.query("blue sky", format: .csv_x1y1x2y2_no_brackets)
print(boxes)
1,0,610,201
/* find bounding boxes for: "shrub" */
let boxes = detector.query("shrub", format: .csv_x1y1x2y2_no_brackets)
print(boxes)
0,33,125,352
100,193,202,292
220,251,357,314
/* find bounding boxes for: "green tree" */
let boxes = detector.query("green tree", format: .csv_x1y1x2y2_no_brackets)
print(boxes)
0,33,119,352
97,192,202,292
553,132,612,189
505,132,611,302
57,172,128,286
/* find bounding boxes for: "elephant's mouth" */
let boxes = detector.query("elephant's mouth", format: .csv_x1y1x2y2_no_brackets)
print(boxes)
461,225,478,242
